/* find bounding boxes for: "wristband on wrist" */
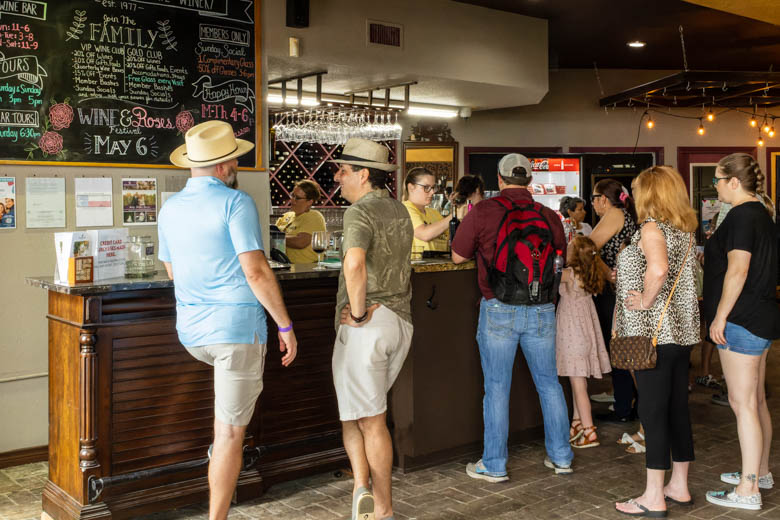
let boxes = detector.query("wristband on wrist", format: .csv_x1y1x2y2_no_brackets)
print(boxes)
278,322,293,332
350,310,369,323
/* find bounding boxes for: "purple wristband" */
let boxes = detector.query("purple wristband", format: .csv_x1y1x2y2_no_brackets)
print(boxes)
278,322,293,333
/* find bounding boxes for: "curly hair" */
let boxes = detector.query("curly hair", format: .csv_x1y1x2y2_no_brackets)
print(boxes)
568,236,605,295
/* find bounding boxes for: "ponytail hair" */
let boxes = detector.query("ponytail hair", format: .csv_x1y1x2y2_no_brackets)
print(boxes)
593,178,637,224
717,153,772,217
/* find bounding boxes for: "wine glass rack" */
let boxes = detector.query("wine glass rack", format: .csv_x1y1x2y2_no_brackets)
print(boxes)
269,139,398,209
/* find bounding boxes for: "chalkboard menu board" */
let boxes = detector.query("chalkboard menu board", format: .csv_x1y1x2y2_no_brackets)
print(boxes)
0,0,259,168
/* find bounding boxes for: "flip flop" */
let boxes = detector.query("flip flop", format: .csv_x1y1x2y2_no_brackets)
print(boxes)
616,499,668,518
664,495,694,506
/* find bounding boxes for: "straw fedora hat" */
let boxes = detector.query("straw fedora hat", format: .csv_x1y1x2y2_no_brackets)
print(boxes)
332,138,398,172
170,120,254,168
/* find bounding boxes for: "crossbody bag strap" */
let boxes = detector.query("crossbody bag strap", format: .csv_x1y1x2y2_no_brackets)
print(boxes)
651,234,694,346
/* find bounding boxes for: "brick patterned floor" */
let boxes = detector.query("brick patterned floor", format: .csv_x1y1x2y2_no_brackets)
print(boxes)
3,346,780,519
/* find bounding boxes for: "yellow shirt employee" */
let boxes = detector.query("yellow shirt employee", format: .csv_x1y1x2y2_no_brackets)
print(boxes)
275,180,326,263
403,168,451,258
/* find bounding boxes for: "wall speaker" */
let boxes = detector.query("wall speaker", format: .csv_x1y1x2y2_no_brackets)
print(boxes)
286,0,309,28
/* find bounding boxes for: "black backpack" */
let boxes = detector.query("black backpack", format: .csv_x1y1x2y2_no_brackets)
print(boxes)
483,196,558,305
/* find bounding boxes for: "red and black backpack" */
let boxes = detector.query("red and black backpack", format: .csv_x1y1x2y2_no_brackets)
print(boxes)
483,197,557,305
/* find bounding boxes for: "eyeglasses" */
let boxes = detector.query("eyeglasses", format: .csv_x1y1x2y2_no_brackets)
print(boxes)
290,194,308,201
590,194,604,201
414,183,436,193
711,176,729,188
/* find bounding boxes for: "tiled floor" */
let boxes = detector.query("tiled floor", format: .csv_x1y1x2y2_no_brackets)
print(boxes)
4,346,780,519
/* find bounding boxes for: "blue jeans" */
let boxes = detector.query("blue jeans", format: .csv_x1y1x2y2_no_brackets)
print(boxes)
477,298,572,474
716,321,772,356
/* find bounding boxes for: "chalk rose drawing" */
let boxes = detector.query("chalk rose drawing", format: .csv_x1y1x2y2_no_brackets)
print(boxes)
176,110,195,134
38,131,64,155
49,98,74,130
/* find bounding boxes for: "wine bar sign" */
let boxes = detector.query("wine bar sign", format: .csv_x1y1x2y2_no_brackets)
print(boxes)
0,0,259,167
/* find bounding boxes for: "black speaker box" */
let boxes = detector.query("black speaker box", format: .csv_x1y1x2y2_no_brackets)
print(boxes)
286,0,309,28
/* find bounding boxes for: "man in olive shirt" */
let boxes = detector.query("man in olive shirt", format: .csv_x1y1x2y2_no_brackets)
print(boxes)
331,138,413,520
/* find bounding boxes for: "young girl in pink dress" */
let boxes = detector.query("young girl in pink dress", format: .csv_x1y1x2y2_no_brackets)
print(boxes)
557,236,612,448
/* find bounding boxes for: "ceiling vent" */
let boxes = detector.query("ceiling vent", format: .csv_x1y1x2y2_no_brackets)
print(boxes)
367,20,403,49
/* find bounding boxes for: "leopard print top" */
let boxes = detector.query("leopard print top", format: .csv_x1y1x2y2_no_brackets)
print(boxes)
614,219,700,346
600,209,638,269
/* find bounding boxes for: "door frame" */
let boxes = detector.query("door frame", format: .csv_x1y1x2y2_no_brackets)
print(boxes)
677,146,758,197
766,147,780,205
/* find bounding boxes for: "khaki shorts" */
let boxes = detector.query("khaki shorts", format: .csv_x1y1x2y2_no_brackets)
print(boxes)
187,341,266,426
332,305,413,421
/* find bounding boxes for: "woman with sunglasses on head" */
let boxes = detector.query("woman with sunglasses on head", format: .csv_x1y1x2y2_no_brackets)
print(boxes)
275,179,327,264
587,179,640,428
403,167,451,258
704,154,780,511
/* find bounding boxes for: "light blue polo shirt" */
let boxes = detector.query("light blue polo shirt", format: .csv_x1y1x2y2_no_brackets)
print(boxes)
158,176,267,347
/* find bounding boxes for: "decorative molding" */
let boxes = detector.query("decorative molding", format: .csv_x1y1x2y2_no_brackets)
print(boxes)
0,445,48,469
79,329,99,471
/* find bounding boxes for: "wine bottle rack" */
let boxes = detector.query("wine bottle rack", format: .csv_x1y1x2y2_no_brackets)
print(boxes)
269,139,398,208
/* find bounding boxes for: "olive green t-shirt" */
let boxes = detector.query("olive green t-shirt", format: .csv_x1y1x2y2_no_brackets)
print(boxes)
335,189,413,330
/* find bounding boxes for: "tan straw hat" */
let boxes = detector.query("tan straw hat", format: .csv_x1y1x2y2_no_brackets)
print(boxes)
332,138,398,172
170,120,254,168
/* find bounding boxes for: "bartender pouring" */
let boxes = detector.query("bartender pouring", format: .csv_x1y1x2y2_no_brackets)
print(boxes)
402,167,451,257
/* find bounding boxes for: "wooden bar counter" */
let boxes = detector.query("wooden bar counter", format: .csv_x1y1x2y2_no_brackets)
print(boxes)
27,260,547,519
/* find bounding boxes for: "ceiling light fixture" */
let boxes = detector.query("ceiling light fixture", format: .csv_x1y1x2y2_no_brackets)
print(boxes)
627,41,646,48
267,94,320,107
750,115,757,127
758,134,765,147
763,120,771,133
407,107,459,119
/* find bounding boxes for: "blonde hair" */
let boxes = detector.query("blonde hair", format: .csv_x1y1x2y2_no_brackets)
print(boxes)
632,166,698,232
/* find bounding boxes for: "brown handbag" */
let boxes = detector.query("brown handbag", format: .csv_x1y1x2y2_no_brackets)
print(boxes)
609,235,693,371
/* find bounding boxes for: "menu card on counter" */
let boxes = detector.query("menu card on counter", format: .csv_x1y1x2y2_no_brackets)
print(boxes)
0,1,258,167
55,228,128,283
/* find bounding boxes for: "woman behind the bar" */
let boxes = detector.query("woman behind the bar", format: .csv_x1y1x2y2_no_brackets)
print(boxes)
704,154,780,511
452,174,485,220
589,179,639,424
403,167,451,258
614,166,699,516
275,180,326,264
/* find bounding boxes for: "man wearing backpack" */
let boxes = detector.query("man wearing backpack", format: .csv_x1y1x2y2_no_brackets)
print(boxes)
452,153,573,480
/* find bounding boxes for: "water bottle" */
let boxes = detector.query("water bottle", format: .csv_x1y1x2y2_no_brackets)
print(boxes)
554,249,564,274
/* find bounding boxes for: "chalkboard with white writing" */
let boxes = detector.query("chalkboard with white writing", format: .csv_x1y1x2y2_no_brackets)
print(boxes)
0,0,258,167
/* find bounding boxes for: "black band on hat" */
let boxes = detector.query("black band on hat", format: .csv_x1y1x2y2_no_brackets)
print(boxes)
183,145,239,163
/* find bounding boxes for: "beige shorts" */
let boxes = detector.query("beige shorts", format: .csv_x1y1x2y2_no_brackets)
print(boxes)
332,305,413,421
187,341,266,427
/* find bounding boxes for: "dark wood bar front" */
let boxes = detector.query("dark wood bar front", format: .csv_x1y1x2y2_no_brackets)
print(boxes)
29,261,546,519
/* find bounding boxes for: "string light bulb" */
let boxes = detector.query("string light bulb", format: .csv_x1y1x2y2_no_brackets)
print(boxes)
770,126,776,138
697,119,705,135
763,120,771,133
707,108,715,122
758,135,765,147
750,115,757,127
646,114,654,129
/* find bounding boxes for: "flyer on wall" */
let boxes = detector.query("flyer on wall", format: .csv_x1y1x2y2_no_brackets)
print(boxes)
0,177,16,229
122,178,157,226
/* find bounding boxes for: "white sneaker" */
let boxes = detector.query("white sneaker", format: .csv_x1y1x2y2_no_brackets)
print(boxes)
466,459,509,483
590,392,615,403
720,471,774,489
706,488,761,510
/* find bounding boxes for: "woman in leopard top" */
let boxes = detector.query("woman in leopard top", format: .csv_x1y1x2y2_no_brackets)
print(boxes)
589,179,638,423
614,166,699,517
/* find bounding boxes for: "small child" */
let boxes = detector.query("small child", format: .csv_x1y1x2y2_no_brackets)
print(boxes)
556,236,611,448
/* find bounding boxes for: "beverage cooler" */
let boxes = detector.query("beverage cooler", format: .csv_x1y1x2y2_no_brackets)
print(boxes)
524,155,582,212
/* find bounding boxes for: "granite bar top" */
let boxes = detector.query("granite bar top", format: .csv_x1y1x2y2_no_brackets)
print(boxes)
28,259,475,295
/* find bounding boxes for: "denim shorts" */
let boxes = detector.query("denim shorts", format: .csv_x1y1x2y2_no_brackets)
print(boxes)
717,322,772,356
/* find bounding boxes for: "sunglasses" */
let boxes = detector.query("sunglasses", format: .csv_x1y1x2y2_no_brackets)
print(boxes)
414,183,436,193
711,176,730,188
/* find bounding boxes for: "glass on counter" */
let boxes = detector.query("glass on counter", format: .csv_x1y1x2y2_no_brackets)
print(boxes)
125,235,157,278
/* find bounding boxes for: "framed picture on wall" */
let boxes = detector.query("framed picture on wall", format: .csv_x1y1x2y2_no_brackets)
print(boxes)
402,142,459,196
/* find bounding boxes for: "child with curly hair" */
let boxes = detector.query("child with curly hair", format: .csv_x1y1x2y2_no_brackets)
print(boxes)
557,235,612,449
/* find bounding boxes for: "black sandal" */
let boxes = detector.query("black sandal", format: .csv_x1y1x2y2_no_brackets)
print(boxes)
616,499,668,518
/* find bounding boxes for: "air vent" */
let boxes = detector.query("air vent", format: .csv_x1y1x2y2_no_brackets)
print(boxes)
367,20,403,48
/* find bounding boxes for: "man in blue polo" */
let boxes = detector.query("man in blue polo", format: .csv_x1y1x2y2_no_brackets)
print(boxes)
159,120,297,520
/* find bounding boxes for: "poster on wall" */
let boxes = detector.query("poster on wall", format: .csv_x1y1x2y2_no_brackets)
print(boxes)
75,177,113,227
701,198,722,237
122,178,157,226
0,177,16,229
26,177,66,228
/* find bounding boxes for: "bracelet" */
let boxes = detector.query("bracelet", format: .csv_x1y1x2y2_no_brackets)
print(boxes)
350,310,369,323
278,322,293,332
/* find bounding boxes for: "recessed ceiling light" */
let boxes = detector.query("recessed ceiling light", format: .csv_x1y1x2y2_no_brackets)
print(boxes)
627,41,646,48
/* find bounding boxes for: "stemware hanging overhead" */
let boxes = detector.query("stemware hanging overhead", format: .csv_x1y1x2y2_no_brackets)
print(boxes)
272,107,402,144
